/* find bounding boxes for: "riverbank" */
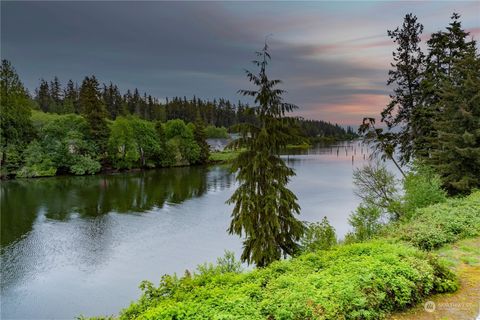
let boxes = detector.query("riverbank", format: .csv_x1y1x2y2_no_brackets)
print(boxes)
90,192,479,320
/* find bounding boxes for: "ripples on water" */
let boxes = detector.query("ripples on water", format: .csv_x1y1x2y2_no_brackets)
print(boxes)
1,141,381,319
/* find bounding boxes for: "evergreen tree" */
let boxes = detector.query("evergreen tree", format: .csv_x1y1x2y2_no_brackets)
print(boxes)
416,13,477,159
428,51,480,194
0,59,34,174
49,76,63,112
381,13,424,164
36,79,51,112
64,79,79,114
79,76,109,155
227,44,305,267
193,114,210,164
102,83,123,119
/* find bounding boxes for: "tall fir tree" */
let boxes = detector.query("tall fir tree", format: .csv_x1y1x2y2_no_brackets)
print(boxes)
0,60,33,173
102,83,123,119
79,76,109,155
49,76,63,112
227,44,304,267
428,50,480,194
64,79,79,114
381,13,424,164
36,79,51,112
416,13,477,159
193,113,210,164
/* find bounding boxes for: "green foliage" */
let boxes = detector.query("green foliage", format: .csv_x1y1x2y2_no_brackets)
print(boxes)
427,52,480,194
130,118,161,168
96,191,480,320
208,149,241,163
17,141,57,178
353,161,402,219
0,59,34,175
227,44,304,267
205,125,229,139
108,117,139,169
402,164,447,218
193,118,210,164
196,250,243,276
69,155,101,175
345,204,384,243
163,119,200,166
18,114,101,177
393,191,480,250
108,117,161,169
381,13,424,164
119,241,457,320
300,217,337,252
361,14,479,195
79,76,109,154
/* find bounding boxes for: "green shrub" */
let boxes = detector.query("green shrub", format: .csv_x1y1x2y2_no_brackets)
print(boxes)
353,161,402,220
17,141,57,178
108,117,160,169
70,155,101,175
394,192,480,250
345,204,384,243
205,125,229,139
300,217,336,252
401,164,447,219
118,242,457,320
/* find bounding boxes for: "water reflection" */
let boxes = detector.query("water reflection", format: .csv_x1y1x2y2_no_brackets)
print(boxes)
1,165,234,249
1,141,383,319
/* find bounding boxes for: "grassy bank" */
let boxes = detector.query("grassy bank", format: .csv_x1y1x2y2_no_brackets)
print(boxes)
93,192,479,320
209,143,311,163
208,149,241,163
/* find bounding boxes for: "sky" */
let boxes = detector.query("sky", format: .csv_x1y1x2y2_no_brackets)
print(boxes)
2,1,479,125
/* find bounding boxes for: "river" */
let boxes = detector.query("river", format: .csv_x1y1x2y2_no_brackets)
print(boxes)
1,141,375,319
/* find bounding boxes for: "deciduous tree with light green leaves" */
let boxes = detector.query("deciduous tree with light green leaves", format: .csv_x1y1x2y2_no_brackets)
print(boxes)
227,43,305,267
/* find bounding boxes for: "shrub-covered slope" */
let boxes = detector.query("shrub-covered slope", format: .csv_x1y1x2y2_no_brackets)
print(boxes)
120,242,456,320
100,192,479,320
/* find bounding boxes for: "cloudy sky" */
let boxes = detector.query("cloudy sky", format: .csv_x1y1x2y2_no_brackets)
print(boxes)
2,1,479,125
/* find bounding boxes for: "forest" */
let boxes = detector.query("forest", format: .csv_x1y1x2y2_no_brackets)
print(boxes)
0,64,353,179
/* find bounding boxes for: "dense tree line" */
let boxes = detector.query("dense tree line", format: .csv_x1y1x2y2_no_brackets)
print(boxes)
361,13,479,194
0,60,350,179
32,75,350,138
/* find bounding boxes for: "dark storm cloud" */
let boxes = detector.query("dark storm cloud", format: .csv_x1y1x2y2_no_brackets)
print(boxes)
1,1,478,124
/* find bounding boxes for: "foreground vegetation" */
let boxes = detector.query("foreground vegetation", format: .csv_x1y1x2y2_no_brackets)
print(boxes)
92,191,478,320
390,237,480,320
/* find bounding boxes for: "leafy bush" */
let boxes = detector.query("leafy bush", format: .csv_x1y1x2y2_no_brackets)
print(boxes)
19,113,102,176
205,125,229,139
345,204,384,243
119,242,457,320
300,217,336,252
196,251,243,276
163,120,200,166
69,155,101,175
401,164,447,219
108,117,160,169
17,141,57,178
393,192,480,250
353,161,402,220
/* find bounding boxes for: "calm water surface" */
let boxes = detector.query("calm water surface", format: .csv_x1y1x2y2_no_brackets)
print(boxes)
1,141,374,319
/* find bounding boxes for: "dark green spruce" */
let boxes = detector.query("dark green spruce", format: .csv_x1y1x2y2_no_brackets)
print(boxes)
79,75,110,156
227,44,305,267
